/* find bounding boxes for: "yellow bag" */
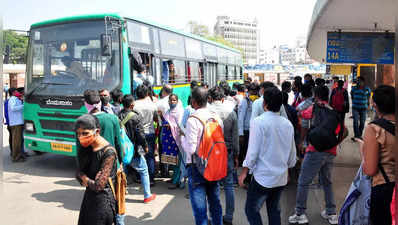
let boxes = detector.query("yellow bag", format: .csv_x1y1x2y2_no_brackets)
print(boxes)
107,148,127,215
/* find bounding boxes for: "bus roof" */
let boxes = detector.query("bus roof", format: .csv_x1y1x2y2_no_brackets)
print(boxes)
30,13,241,54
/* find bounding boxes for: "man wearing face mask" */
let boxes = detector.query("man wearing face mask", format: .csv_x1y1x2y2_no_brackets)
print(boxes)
8,88,25,162
99,89,115,114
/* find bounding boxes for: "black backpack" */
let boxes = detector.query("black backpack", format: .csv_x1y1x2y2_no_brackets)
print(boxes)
307,103,341,151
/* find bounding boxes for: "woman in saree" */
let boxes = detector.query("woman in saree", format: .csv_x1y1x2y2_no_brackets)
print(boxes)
161,94,185,189
75,114,118,225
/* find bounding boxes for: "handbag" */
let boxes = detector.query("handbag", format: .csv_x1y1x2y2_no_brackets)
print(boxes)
107,147,127,215
338,164,372,225
120,112,135,165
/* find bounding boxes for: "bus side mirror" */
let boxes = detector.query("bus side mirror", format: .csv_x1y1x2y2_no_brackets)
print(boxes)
100,34,112,56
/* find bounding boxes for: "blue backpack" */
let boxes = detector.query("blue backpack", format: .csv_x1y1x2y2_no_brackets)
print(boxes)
119,112,135,165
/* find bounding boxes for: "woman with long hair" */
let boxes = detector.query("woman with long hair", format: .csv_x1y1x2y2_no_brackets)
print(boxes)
75,114,118,225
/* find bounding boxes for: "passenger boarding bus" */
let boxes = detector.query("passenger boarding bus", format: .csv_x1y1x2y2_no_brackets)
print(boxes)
24,13,243,156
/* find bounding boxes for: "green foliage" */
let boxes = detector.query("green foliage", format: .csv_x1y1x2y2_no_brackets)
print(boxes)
4,30,28,64
187,21,209,37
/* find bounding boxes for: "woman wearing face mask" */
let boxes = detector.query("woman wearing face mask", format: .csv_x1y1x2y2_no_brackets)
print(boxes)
160,94,184,189
75,114,118,225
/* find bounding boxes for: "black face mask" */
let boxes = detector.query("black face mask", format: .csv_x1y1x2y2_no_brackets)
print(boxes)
100,96,111,105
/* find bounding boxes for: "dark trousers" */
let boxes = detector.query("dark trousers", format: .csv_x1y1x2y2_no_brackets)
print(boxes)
338,112,346,125
7,125,13,154
245,178,284,225
10,125,23,161
238,130,250,166
352,108,366,138
370,182,395,225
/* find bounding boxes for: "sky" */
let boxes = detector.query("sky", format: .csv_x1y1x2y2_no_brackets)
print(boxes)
2,0,317,49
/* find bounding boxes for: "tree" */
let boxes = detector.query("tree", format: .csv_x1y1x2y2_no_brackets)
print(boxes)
3,30,28,64
187,21,209,37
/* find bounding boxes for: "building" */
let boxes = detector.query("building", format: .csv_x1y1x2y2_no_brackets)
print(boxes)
214,16,259,64
259,46,280,64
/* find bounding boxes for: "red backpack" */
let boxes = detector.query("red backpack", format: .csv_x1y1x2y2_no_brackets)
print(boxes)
331,89,345,112
190,115,228,181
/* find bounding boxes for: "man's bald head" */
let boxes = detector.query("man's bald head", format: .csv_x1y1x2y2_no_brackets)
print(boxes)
191,87,208,109
161,84,173,98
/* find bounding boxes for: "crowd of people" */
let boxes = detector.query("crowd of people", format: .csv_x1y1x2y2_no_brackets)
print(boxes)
3,72,395,225
72,73,396,225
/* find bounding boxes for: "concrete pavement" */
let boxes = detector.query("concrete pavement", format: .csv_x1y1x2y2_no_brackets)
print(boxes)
2,115,364,225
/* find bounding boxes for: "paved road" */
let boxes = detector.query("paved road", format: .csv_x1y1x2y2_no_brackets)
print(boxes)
2,116,363,225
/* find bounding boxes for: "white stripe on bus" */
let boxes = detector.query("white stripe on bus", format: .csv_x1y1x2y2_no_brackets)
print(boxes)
23,136,76,146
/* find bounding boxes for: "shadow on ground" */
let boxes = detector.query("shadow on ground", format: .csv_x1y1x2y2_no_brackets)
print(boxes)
32,189,84,211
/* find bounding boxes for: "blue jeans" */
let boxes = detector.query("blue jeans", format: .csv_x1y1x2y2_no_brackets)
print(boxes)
115,214,125,225
352,108,367,138
144,134,156,181
130,155,152,199
245,178,284,225
178,150,187,186
187,166,222,225
221,152,235,223
295,151,336,215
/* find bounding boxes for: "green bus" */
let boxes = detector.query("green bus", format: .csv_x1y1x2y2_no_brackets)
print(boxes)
23,13,243,156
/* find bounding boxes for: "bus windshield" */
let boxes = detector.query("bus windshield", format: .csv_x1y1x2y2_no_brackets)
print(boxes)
26,20,121,97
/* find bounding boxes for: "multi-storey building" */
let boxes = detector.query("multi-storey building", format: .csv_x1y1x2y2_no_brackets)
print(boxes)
259,47,280,64
214,16,259,64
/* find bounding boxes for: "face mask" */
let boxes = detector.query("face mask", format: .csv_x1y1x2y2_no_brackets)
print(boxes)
169,103,177,109
78,131,97,148
14,92,22,98
85,101,102,113
100,96,111,105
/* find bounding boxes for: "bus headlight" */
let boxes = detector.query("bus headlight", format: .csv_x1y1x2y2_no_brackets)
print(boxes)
25,121,35,133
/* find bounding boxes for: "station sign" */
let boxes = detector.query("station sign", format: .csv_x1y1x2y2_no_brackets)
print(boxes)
326,32,395,64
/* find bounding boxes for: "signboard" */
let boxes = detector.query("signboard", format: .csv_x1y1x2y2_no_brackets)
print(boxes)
330,65,352,75
327,32,395,64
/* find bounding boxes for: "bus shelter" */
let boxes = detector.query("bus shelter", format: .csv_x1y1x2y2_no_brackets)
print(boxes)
306,0,397,221
306,0,396,89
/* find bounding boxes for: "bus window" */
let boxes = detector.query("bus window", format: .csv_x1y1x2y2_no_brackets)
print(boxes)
199,62,204,82
161,59,186,84
217,64,227,81
227,65,235,80
188,62,200,82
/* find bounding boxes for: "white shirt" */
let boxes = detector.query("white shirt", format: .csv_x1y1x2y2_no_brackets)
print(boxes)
243,111,297,188
250,97,289,121
181,107,223,164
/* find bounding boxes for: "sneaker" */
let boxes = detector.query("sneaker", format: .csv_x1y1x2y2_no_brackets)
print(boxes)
321,210,338,225
222,217,233,225
143,193,156,203
288,213,309,224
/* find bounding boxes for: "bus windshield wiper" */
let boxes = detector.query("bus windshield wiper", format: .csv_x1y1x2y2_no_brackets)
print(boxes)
26,81,72,98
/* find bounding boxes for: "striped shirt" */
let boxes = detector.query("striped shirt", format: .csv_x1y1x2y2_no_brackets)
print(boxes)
350,86,371,110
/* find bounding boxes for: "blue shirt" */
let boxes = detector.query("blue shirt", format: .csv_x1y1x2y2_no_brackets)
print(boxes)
351,86,371,110
8,96,24,126
238,97,253,135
